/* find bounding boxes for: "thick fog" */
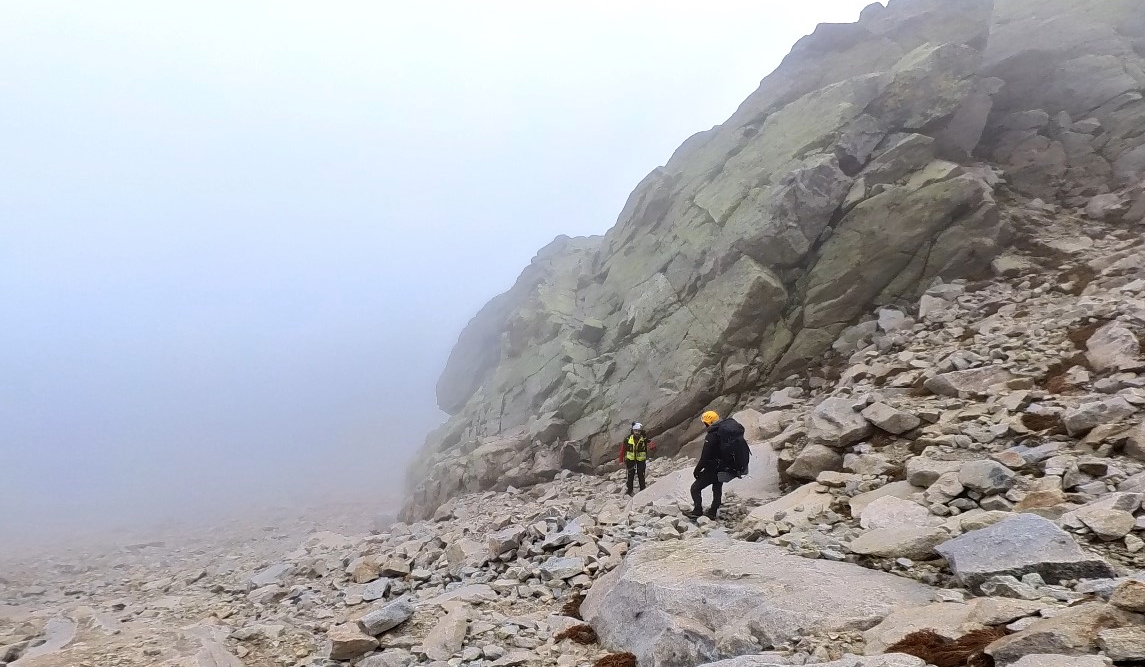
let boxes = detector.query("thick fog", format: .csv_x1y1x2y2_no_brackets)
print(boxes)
0,1,878,541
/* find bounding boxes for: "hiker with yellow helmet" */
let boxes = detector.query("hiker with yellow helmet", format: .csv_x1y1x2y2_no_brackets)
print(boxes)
618,421,655,496
688,410,750,519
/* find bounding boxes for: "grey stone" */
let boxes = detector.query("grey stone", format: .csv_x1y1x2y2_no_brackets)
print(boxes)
1098,627,1145,661
1075,507,1136,541
423,606,469,662
958,460,1017,495
1009,656,1110,667
701,654,924,667
1086,323,1142,373
247,563,292,591
925,367,1014,397
540,557,584,581
358,596,416,636
787,444,843,481
906,458,962,487
582,539,935,667
979,576,1041,600
861,403,920,435
361,577,392,603
845,452,897,476
326,624,379,661
807,397,873,448
860,496,932,531
935,514,1116,592
356,649,414,667
849,527,950,560
247,585,281,605
487,526,526,558
1085,194,1129,221
1112,580,1145,612
987,603,1140,665
850,481,921,517
446,538,488,572
1063,397,1137,436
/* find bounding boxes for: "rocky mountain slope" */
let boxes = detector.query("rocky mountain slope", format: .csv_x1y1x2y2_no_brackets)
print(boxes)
12,199,1145,666
404,0,1145,521
15,3,1145,667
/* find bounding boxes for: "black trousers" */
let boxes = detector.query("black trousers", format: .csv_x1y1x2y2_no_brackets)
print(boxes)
690,471,723,512
626,460,647,494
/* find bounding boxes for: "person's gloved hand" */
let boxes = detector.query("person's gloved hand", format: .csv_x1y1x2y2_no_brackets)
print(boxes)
693,468,701,479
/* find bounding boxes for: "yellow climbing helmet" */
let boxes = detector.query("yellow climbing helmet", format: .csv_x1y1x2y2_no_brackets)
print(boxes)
701,411,720,426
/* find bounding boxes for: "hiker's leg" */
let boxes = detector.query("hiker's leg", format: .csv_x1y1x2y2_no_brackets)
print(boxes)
626,461,636,495
689,477,707,513
711,481,724,513
637,461,646,490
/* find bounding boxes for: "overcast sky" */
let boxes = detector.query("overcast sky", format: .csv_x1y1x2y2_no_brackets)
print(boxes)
0,0,880,540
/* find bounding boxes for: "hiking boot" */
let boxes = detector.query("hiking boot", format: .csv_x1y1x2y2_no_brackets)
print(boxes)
705,508,719,520
685,508,703,519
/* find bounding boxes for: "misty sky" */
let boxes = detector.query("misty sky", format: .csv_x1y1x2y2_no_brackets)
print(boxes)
0,1,880,539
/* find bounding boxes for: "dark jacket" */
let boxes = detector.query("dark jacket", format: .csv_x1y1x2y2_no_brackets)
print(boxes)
694,423,724,476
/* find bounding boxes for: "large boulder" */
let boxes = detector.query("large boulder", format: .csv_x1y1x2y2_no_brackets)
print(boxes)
749,483,836,529
1062,397,1137,436
924,367,1015,397
582,539,935,667
935,514,1117,592
986,602,1141,665
807,398,873,448
1086,322,1142,372
864,597,1046,654
849,526,951,560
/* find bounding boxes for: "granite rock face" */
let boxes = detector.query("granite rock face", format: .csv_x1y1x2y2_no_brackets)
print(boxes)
403,0,1145,520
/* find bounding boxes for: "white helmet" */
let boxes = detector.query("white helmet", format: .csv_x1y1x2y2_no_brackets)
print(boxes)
632,422,643,431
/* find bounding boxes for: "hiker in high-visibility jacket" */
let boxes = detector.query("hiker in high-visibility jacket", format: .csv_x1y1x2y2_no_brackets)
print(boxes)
618,422,655,496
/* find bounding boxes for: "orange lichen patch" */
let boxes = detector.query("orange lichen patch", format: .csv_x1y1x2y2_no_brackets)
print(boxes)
561,592,584,620
1021,412,1062,431
555,624,597,645
594,653,637,667
886,627,1010,667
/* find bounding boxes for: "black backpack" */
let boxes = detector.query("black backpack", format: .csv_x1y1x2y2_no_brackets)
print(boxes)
715,418,750,478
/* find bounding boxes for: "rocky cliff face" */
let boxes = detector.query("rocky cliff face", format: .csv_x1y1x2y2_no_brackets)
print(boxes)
404,0,1145,521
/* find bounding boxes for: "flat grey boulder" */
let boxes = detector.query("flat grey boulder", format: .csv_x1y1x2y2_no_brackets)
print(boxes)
423,605,469,662
1063,397,1137,436
849,526,950,560
924,367,1014,397
958,460,1017,495
540,556,584,580
860,496,933,530
864,597,1046,654
862,403,921,434
987,602,1140,665
935,514,1116,592
582,539,935,667
1087,322,1142,372
787,444,843,481
247,563,292,591
361,577,392,602
807,397,873,448
357,596,415,636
